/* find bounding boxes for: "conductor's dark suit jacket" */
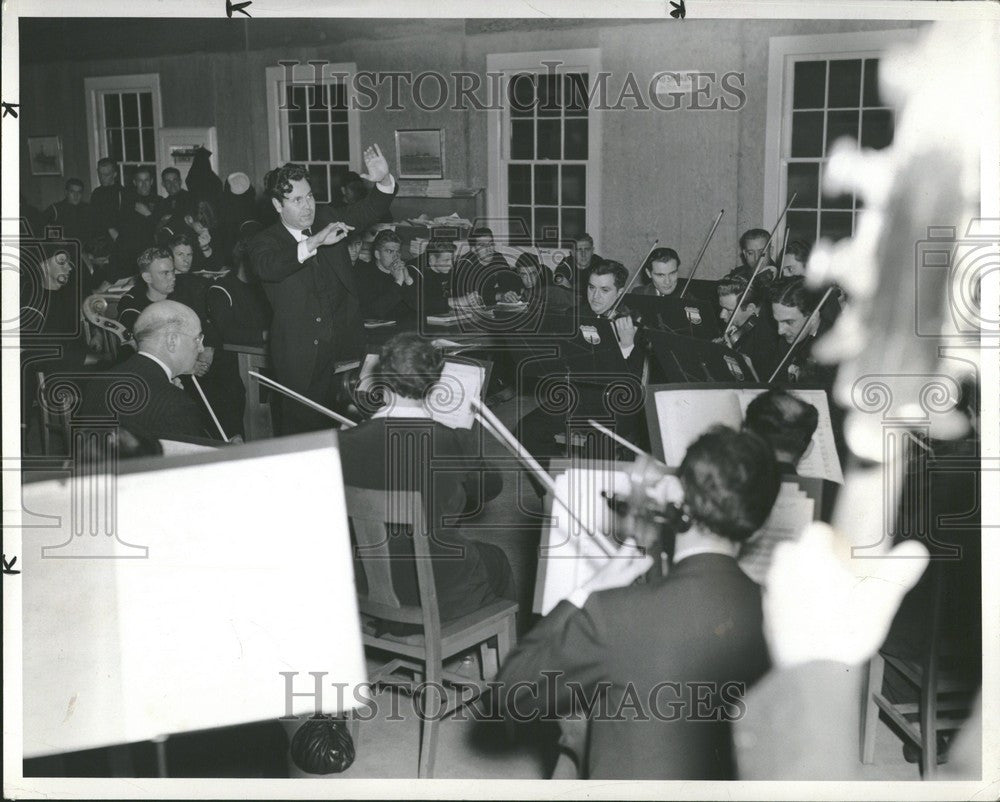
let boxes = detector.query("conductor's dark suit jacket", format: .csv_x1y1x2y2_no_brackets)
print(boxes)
248,186,394,393
499,554,770,780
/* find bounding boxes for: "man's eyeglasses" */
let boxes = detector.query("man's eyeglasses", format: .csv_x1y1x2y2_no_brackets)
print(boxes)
177,331,205,345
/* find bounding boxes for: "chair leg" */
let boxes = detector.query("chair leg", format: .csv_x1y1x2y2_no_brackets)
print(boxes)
496,614,516,666
861,654,884,764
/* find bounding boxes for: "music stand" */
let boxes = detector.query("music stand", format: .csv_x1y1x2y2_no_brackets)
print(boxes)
645,330,757,384
624,293,721,341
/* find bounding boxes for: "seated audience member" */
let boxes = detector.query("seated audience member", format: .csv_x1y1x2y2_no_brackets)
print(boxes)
107,167,161,281
780,239,811,278
168,233,220,380
184,199,223,270
345,232,363,268
500,252,549,311
565,233,601,295
768,277,838,387
455,227,520,304
159,167,194,220
743,389,819,474
86,300,215,441
409,239,466,316
89,157,126,257
632,247,681,297
734,228,778,283
338,333,514,633
20,245,91,452
118,247,176,334
356,229,418,322
516,260,644,463
44,178,94,254
499,426,780,780
716,274,781,380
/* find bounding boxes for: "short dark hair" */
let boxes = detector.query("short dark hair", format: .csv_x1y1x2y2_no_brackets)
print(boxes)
783,240,811,264
647,247,680,269
744,390,819,466
167,232,194,252
740,228,769,249
161,167,181,180
716,274,764,309
372,229,401,252
576,233,594,247
469,227,494,243
515,251,541,273
97,157,117,170
65,178,84,191
426,239,457,257
133,166,152,180
768,276,819,315
590,259,628,290
679,426,781,542
378,333,445,400
137,247,173,275
264,163,311,202
554,262,573,284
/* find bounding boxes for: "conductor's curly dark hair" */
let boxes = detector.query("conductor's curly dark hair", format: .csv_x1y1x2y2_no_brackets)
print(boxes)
264,163,311,202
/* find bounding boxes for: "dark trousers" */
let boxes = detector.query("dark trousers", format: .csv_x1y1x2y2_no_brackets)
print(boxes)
279,346,340,436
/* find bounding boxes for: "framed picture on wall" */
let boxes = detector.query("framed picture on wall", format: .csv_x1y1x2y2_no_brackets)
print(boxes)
27,136,63,176
395,129,445,179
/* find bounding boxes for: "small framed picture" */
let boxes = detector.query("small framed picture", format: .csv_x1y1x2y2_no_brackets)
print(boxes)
27,136,64,176
395,128,445,179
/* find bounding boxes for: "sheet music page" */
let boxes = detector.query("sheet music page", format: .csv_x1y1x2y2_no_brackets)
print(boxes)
738,482,815,586
428,361,484,430
734,388,844,484
534,468,682,615
654,389,743,466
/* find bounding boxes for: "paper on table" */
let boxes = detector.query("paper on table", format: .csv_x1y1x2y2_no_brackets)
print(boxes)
738,482,815,585
159,438,218,456
533,468,683,615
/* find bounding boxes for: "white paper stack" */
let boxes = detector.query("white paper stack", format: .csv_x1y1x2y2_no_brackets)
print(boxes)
738,481,816,586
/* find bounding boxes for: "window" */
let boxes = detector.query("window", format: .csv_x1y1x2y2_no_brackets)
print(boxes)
764,30,919,246
85,74,163,189
487,49,602,245
265,64,361,204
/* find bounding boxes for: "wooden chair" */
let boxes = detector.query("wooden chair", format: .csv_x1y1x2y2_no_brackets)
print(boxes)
861,562,978,778
343,486,518,778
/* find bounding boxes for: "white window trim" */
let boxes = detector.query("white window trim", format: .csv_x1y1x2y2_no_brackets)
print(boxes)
486,48,602,246
84,74,164,184
264,62,362,178
763,29,921,241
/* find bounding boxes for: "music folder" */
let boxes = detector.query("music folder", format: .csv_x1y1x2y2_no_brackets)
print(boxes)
624,293,721,341
645,329,757,384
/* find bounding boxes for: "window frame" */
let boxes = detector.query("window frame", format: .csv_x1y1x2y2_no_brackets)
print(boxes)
265,62,362,204
84,73,164,186
486,48,603,245
763,29,920,244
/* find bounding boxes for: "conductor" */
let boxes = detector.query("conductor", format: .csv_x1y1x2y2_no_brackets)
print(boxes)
250,145,396,433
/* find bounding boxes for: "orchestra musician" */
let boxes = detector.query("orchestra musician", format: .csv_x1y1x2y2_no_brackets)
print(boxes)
768,277,839,388
498,426,781,780
338,333,515,634
715,274,781,381
631,247,681,297
733,228,778,283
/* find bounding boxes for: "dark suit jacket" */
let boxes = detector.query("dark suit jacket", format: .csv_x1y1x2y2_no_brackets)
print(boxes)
249,187,394,392
499,554,770,779
338,416,503,623
82,352,210,441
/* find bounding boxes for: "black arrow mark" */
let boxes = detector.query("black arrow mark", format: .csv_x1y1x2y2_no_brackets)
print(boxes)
669,0,686,20
2,554,20,575
226,0,252,18
2,102,20,118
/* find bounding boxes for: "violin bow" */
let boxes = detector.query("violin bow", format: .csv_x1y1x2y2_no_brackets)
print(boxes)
248,370,358,429
722,192,797,341
470,398,615,557
766,286,835,383
609,238,659,316
679,209,725,298
190,375,230,442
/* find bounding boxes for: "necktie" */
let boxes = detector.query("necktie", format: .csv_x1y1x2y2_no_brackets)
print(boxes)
302,227,312,238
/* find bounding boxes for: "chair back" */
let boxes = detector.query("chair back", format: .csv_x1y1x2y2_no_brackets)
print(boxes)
344,486,441,640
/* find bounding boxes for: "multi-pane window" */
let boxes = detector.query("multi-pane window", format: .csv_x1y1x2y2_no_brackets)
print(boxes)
783,57,894,245
100,90,158,189
282,82,351,203
505,72,589,245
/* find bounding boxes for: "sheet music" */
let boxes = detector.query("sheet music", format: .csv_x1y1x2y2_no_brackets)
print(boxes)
158,439,218,455
738,482,816,586
534,468,682,615
652,387,844,484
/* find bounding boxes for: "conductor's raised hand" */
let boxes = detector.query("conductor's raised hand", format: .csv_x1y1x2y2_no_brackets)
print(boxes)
360,144,392,186
318,222,354,246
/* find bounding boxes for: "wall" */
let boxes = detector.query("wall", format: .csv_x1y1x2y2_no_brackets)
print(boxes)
20,17,922,279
